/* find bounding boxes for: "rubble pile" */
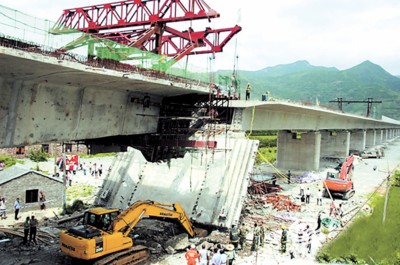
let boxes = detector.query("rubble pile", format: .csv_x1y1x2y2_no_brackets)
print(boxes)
248,180,282,195
264,194,301,212
292,171,322,183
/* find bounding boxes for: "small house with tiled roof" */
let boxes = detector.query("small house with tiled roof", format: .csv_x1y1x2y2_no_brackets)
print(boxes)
0,165,63,214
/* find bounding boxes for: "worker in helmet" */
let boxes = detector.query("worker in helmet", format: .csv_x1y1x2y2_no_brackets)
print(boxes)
281,225,288,253
185,244,200,265
239,223,249,250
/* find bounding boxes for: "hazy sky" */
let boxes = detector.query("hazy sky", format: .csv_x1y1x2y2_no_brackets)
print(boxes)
1,0,400,75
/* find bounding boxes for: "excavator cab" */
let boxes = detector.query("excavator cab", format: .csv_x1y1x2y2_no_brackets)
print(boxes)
83,208,120,232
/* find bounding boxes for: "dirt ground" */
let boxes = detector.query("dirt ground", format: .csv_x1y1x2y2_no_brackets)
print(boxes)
0,139,399,265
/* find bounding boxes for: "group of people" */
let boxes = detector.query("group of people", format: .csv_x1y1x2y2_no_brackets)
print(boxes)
81,162,103,177
185,243,235,265
250,222,265,252
0,193,47,222
64,161,105,188
23,215,39,245
228,223,250,251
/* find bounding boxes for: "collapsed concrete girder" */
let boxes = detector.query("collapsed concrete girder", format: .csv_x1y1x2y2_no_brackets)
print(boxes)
96,136,259,227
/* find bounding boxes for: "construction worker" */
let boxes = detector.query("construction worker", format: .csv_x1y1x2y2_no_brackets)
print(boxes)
281,225,288,253
185,244,200,265
259,222,265,248
239,223,248,249
229,224,240,249
245,83,251,100
251,223,260,251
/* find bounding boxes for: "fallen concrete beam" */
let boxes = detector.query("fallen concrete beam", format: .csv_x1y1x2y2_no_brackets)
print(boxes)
96,135,259,228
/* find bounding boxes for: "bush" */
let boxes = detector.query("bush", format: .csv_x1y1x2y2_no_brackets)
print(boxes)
392,170,400,187
29,149,49,162
0,155,19,168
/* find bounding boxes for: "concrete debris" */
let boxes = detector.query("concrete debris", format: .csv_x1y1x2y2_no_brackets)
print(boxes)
149,242,163,254
293,171,322,183
203,230,229,245
165,246,176,254
273,212,297,222
164,233,189,251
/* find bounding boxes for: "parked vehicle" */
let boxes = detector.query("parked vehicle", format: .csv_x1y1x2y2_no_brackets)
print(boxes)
361,149,381,159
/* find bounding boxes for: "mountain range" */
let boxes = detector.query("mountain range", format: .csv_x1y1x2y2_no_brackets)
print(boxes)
216,60,400,119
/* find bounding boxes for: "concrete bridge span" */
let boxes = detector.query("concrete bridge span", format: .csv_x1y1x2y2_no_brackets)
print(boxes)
231,101,400,131
0,47,209,148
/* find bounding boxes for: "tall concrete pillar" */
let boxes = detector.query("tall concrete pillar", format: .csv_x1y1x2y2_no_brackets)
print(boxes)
276,130,321,171
382,129,388,143
388,129,393,140
350,130,366,152
376,130,383,145
365,130,376,148
320,130,350,158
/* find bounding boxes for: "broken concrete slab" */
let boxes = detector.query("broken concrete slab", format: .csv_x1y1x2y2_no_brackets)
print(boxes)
164,233,189,251
96,136,259,228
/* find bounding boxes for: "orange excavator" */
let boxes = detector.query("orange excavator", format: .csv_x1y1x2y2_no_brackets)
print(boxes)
323,155,355,200
60,200,195,265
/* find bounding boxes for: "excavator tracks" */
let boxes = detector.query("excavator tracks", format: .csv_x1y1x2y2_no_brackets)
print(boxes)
93,246,149,265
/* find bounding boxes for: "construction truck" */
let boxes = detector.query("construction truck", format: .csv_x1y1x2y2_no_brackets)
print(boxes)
323,155,355,200
60,200,195,265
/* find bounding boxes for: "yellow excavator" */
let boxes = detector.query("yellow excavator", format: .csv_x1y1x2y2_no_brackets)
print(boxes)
60,200,195,265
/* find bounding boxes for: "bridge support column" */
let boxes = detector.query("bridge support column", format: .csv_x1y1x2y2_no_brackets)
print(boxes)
350,130,366,152
276,130,321,171
387,129,393,140
382,129,388,143
365,130,376,148
376,130,383,145
320,130,350,158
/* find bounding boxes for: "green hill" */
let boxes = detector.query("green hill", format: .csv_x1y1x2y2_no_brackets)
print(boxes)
215,60,400,119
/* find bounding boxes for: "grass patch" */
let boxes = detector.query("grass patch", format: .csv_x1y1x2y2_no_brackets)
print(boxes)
0,155,24,168
78,152,116,158
318,186,400,264
257,147,277,164
66,183,96,205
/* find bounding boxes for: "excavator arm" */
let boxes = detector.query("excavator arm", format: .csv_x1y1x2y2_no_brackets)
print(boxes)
111,200,195,237
338,155,354,180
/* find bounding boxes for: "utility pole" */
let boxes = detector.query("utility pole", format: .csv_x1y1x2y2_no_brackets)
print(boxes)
329,98,382,117
62,145,67,215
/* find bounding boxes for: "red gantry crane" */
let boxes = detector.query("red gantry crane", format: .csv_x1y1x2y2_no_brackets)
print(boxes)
51,0,241,69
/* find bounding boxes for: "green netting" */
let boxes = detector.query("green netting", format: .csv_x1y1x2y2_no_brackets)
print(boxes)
0,4,240,94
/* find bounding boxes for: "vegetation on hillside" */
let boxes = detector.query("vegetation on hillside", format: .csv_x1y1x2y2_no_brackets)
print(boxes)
217,60,400,119
317,178,400,264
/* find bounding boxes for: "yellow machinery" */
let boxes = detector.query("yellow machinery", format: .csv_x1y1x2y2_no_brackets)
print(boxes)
60,200,195,264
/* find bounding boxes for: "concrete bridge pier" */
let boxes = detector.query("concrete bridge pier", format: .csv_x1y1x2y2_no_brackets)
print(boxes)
320,130,350,158
382,129,388,143
276,130,321,171
350,130,366,152
365,130,376,149
376,130,384,145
